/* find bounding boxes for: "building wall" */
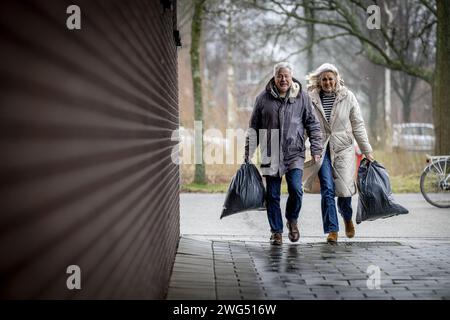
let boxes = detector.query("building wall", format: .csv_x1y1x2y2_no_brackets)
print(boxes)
0,0,180,299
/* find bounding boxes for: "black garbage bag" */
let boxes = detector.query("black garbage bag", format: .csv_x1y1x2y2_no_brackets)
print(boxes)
356,158,408,224
220,163,266,219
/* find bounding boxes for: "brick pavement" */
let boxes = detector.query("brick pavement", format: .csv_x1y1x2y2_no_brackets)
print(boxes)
166,237,450,300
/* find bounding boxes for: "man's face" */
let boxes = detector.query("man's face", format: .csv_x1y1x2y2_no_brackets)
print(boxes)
274,68,292,94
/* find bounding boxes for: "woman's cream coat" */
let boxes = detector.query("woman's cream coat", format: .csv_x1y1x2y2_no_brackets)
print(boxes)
303,87,372,197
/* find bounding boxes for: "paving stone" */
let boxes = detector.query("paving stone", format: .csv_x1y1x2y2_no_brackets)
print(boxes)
167,237,450,300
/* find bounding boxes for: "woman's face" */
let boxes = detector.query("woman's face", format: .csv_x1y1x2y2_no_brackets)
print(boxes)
320,71,336,92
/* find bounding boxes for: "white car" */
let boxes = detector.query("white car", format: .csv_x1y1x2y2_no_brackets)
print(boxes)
392,123,435,152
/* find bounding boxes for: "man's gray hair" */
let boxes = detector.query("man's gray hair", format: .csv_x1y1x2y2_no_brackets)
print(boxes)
273,61,294,77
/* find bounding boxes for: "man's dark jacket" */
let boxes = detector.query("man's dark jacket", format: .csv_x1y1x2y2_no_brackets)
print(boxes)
245,77,323,177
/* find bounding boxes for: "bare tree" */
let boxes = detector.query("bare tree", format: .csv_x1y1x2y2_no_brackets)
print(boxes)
191,0,206,184
434,0,450,155
303,0,316,71
390,0,435,123
244,0,448,154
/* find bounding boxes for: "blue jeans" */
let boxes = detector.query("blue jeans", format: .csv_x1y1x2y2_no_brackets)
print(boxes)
318,148,353,233
265,169,303,233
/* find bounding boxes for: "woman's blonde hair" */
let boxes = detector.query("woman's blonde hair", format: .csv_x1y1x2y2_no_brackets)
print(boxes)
306,63,345,92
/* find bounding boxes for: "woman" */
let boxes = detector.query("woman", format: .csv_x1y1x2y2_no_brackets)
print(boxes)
303,63,374,243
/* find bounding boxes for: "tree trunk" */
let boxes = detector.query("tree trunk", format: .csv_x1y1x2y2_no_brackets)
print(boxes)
434,0,450,155
304,0,315,72
393,71,417,124
226,8,237,129
191,0,206,183
401,95,412,123
384,66,392,150
368,88,380,145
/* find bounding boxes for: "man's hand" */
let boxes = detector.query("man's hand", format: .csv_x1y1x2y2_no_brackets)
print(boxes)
313,154,321,163
365,153,375,162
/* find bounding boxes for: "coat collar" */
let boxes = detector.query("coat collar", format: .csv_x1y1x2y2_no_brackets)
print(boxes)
266,77,302,103
309,89,327,127
309,87,348,129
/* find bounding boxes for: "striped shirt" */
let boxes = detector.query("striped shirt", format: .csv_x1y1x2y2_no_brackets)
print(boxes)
320,91,336,123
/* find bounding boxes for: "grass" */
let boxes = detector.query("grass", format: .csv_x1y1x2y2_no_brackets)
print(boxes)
182,175,421,194
389,174,421,193
181,149,426,194
181,182,289,193
181,175,420,194
181,183,229,193
373,149,427,176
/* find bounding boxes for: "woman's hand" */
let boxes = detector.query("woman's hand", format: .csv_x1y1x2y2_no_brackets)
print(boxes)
313,155,322,163
365,153,375,162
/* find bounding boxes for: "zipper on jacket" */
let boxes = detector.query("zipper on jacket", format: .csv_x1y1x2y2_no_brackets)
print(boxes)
278,98,288,176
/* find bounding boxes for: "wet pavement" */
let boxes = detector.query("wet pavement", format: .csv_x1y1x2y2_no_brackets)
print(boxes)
167,237,450,300
166,193,450,300
180,193,450,239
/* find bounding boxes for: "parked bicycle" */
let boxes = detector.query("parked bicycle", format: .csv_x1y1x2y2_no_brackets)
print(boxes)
420,155,450,208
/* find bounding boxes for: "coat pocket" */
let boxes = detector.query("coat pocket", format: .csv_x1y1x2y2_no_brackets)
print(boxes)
333,145,354,169
332,132,353,153
296,131,305,151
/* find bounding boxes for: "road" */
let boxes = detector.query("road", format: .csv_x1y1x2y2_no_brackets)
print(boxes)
181,193,450,241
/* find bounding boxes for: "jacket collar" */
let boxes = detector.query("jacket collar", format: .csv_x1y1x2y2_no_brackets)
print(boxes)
266,77,302,103
309,87,348,128
309,89,326,122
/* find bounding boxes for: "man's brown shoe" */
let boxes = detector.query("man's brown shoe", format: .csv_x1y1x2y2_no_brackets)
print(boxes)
287,221,300,242
270,233,282,245
327,232,338,243
344,220,355,238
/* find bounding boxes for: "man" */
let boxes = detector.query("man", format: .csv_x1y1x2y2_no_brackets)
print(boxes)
245,62,323,245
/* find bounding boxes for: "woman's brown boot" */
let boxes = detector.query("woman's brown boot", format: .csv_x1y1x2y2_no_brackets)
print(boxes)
344,220,355,238
327,232,338,243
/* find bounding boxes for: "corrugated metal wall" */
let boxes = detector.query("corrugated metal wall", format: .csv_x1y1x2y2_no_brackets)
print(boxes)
0,0,180,299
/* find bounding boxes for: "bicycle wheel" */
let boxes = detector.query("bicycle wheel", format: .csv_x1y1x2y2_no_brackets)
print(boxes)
420,159,450,208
